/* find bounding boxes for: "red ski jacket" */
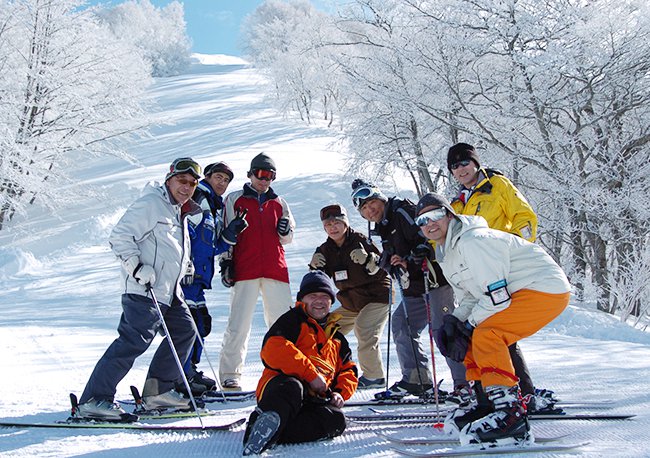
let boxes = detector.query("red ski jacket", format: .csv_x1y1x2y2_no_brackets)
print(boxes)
222,183,294,283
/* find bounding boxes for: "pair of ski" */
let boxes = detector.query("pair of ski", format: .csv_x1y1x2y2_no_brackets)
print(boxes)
0,392,249,432
378,430,591,456
348,410,634,423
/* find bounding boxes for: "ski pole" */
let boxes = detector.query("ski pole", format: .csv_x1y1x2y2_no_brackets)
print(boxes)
186,308,227,402
147,286,204,428
422,262,443,429
384,276,393,393
393,266,427,396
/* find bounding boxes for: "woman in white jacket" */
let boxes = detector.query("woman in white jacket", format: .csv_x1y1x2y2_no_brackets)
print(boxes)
415,193,570,446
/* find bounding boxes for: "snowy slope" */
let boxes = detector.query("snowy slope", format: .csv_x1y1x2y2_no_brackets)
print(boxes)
0,57,648,458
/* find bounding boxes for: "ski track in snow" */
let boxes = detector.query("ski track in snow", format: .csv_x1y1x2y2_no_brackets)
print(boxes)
0,58,648,457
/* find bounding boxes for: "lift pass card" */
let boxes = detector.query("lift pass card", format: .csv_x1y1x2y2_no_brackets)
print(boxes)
487,279,510,305
334,270,348,281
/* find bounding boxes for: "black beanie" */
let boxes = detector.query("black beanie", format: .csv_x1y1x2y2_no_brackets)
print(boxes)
416,192,457,217
204,162,234,181
250,152,276,171
447,143,481,170
297,271,337,303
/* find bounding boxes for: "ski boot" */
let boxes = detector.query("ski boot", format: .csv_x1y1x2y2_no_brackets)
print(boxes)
444,381,492,436
460,384,532,446
242,408,281,455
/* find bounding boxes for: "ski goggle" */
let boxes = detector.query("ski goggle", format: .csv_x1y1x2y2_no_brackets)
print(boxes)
351,186,380,209
252,168,276,181
169,158,202,179
450,159,472,170
320,204,346,221
415,208,448,226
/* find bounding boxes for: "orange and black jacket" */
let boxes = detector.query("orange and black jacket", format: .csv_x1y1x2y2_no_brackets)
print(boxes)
255,302,358,401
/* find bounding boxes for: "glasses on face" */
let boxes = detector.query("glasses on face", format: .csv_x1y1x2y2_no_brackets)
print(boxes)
173,176,198,187
252,168,276,181
450,159,472,170
415,208,448,226
351,186,379,209
170,158,202,178
320,204,346,221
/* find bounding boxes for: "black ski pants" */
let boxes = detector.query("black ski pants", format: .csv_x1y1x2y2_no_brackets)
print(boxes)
245,375,346,446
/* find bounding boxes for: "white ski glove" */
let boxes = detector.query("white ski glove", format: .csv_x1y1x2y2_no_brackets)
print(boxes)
124,256,156,286
309,252,326,269
350,247,369,265
350,247,380,275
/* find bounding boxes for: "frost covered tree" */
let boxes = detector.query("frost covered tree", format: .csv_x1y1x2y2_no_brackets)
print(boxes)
95,0,191,77
242,0,343,125
0,0,151,229
242,0,650,318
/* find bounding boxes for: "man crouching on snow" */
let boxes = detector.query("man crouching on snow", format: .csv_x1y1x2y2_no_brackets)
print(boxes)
242,270,358,455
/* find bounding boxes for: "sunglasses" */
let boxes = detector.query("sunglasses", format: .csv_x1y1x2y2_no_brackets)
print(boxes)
170,158,201,178
351,186,379,209
252,168,276,181
320,204,346,221
173,176,199,187
450,159,472,170
415,208,448,226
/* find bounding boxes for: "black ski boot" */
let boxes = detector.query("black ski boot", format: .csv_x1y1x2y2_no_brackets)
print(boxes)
461,384,532,446
444,381,493,435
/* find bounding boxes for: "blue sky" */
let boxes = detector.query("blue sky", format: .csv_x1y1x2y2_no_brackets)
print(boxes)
89,0,338,57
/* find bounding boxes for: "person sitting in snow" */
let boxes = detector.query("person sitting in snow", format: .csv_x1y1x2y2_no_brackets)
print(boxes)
308,203,390,389
242,270,358,456
77,158,203,420
415,192,570,445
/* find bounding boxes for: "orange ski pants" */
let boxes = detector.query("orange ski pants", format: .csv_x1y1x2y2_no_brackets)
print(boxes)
464,289,570,388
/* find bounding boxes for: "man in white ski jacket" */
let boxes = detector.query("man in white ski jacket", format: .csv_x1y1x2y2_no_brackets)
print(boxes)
77,158,203,421
415,192,570,446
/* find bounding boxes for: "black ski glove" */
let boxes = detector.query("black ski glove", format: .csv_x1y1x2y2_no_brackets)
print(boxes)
190,305,212,337
411,243,432,264
436,314,473,362
221,208,249,245
277,216,291,236
220,259,235,288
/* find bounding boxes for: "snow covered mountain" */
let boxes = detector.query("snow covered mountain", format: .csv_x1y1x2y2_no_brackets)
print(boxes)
0,58,648,457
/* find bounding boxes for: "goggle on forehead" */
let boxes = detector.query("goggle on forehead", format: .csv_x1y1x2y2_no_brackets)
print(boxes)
320,204,345,221
170,158,201,178
351,186,379,209
415,208,448,226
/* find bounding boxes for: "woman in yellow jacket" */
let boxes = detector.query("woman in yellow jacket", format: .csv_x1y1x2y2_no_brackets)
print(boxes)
446,143,549,412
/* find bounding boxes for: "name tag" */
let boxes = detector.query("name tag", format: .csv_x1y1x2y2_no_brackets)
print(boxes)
334,270,348,281
487,279,510,305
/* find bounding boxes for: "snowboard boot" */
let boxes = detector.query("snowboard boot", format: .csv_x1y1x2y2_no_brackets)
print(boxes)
444,381,492,436
460,384,532,446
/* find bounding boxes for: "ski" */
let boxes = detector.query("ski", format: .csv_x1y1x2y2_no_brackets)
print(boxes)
376,431,569,445
345,397,614,409
118,390,255,406
348,413,634,423
0,417,246,432
391,441,590,457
